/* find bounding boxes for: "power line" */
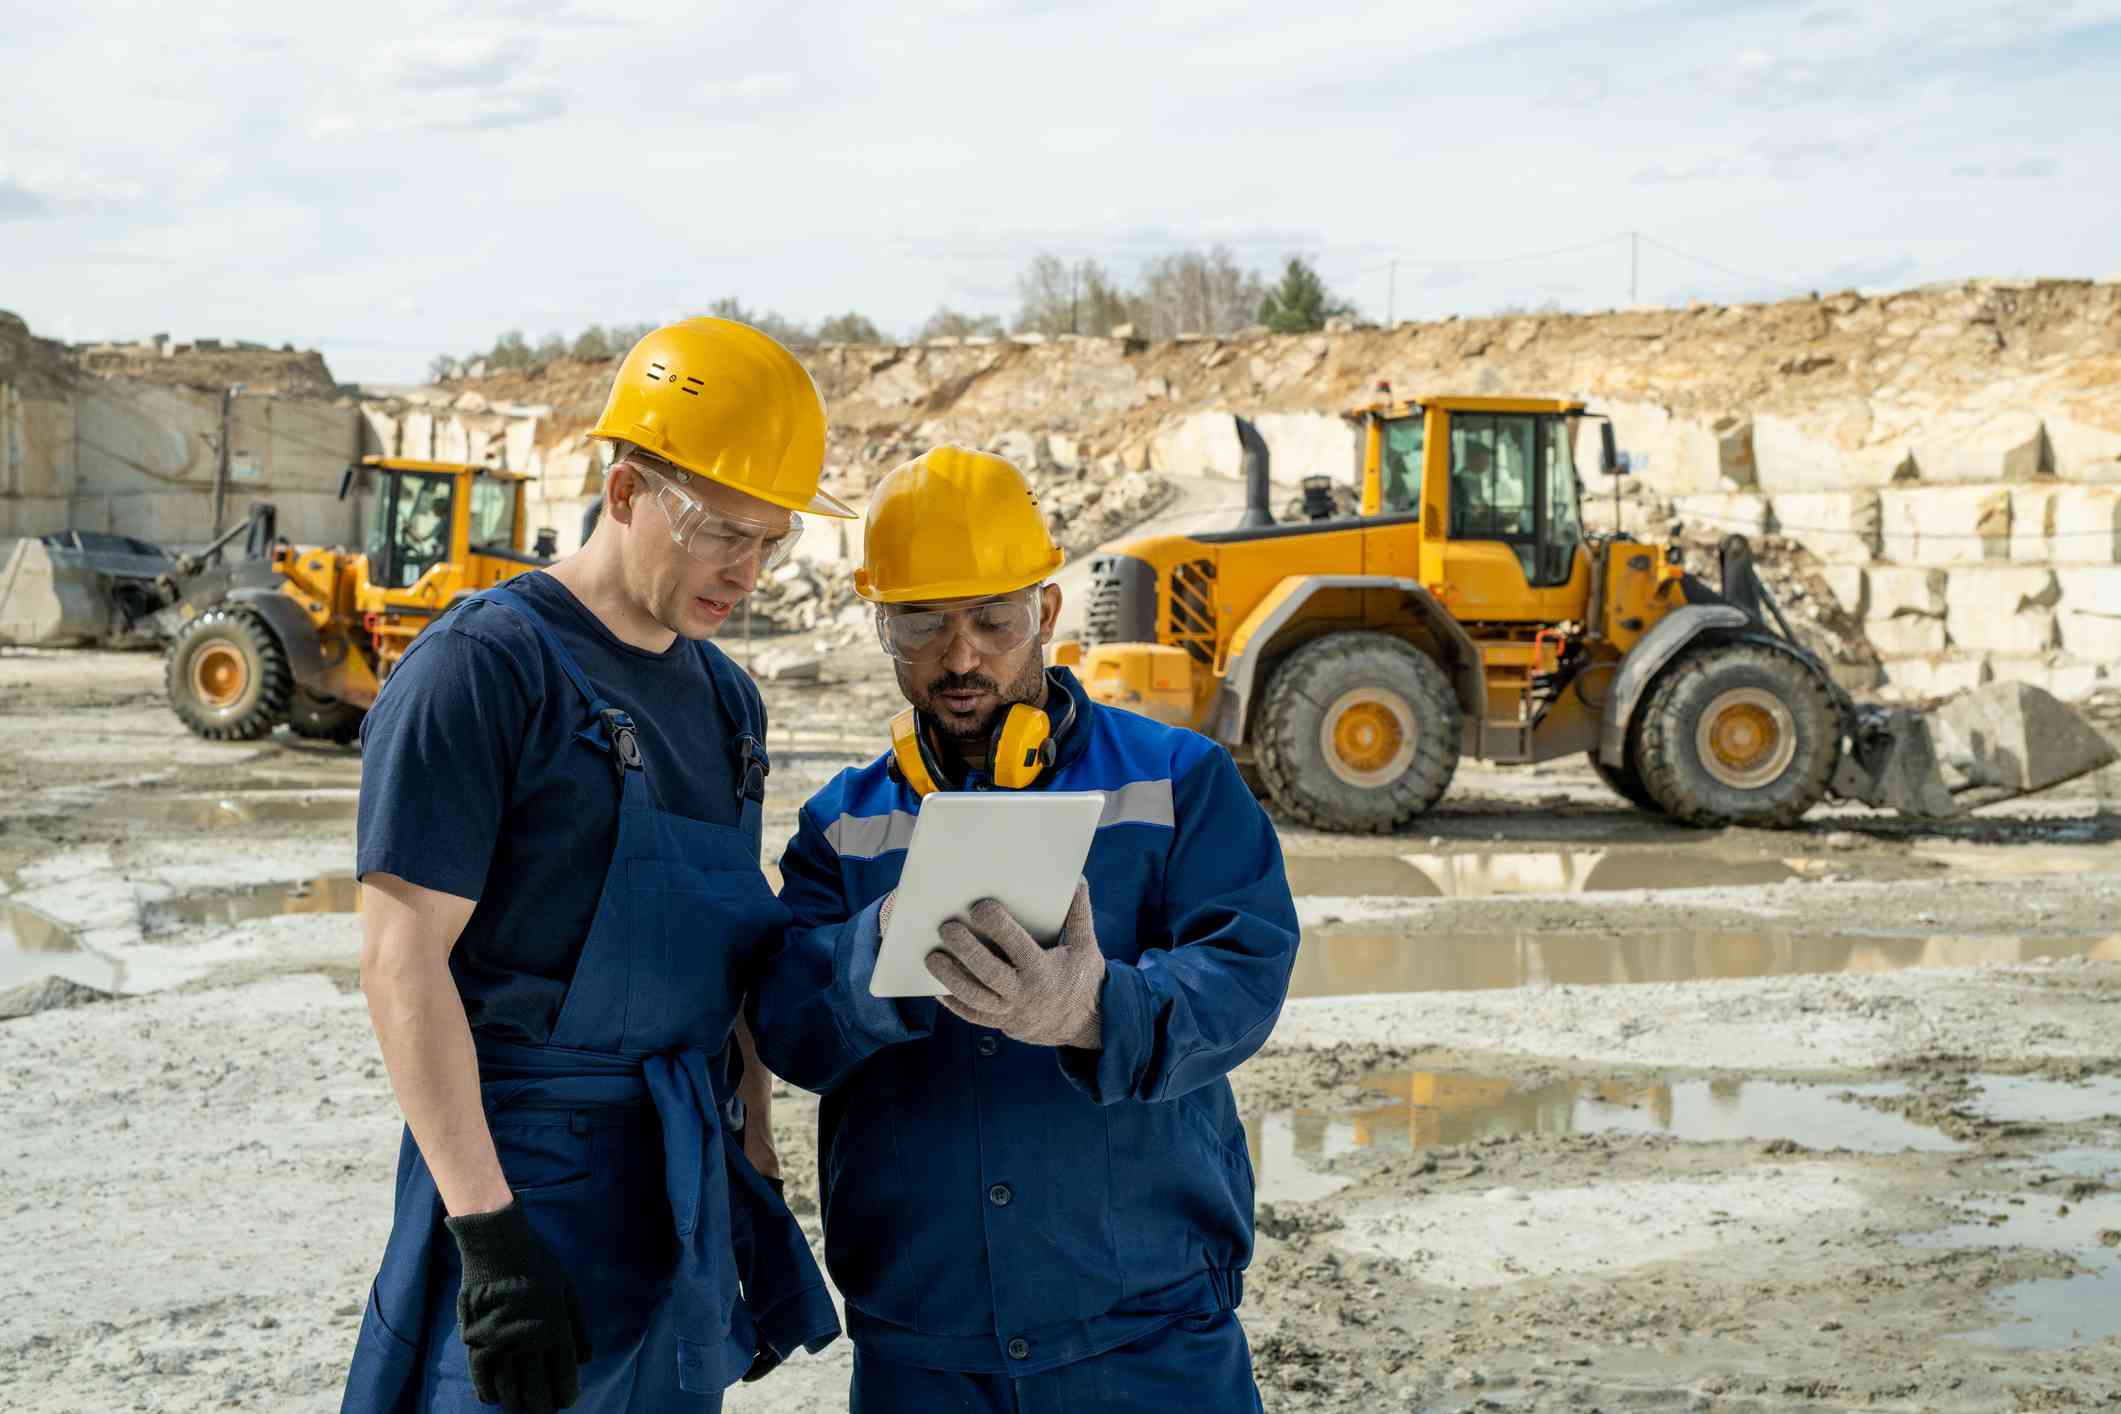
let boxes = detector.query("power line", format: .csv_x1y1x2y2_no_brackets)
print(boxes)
1635,234,1804,293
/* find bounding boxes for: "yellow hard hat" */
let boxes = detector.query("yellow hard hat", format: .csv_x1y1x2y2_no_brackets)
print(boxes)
588,317,855,518
855,445,1066,603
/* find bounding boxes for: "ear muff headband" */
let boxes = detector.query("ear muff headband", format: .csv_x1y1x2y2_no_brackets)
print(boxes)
888,672,1078,796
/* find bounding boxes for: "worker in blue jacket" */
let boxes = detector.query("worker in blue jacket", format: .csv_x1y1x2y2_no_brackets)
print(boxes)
749,445,1301,1413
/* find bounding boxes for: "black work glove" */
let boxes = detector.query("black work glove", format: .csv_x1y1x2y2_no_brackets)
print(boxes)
445,1202,592,1413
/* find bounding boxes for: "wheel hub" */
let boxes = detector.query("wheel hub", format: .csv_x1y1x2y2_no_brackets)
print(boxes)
1321,688,1418,788
1696,688,1797,789
190,643,249,711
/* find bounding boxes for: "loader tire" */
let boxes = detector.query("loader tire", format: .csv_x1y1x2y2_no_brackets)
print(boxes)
1637,645,1837,829
166,607,292,742
1587,748,1662,814
287,690,365,745
1255,631,1460,832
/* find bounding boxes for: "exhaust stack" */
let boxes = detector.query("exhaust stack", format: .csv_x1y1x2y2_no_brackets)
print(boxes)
1234,416,1273,530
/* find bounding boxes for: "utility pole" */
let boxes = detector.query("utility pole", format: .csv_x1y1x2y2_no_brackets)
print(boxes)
1387,259,1397,325
1629,231,1639,305
213,382,246,536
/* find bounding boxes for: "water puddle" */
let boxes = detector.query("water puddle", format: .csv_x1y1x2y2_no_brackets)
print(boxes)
1971,1075,2121,1126
1287,929,2121,999
1284,849,1799,899
1904,1189,2121,1349
145,874,362,932
1,899,123,993
1248,1071,1954,1204
87,792,359,829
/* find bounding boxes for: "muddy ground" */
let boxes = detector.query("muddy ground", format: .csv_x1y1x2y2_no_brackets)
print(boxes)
3,640,2119,1413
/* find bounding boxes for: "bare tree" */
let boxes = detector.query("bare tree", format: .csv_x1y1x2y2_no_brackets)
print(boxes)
1134,246,1266,338
915,307,1005,340
1013,254,1134,336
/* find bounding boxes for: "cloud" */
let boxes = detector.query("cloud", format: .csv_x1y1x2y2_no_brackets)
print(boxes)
0,179,47,219
381,33,538,90
421,86,567,132
1952,156,2060,181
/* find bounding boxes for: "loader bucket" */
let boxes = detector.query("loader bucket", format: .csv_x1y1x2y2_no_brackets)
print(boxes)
1919,681,2117,813
0,538,110,646
0,534,176,647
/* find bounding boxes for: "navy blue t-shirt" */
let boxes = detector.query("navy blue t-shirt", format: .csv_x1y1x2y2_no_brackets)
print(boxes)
355,571,763,1044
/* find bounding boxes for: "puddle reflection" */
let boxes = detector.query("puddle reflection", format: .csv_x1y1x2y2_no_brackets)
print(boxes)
1288,930,2121,999
1284,849,1799,899
1247,1070,1956,1204
88,793,359,829
1906,1191,2121,1350
146,875,362,932
1,900,122,992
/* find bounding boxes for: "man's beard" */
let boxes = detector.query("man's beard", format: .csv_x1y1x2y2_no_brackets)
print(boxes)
905,652,1048,741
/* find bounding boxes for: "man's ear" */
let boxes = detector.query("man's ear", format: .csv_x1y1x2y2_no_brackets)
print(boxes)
1037,582,1062,643
605,461,640,526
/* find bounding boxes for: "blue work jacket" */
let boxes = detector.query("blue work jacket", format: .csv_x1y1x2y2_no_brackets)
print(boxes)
748,668,1300,1376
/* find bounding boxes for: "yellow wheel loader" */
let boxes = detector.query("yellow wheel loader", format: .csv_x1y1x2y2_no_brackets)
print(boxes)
158,457,556,742
1065,392,2114,831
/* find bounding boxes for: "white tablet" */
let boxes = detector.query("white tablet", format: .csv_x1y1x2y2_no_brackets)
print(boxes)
870,791,1108,998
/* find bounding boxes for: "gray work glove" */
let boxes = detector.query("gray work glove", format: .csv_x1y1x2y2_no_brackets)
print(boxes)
924,879,1105,1049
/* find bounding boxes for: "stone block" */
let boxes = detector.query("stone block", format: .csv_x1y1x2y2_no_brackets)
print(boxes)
1672,493,1771,540
1149,412,1242,478
990,429,1039,468
1254,412,1360,482
1771,491,1880,562
1868,614,1947,657
2050,486,2121,564
1821,565,1867,618
2009,486,2057,562
1879,656,1989,702
1944,567,2059,656
1752,412,1902,494
1910,410,2047,483
400,410,435,460
2056,567,2121,660
1878,486,2010,566
1046,433,1080,471
1986,658,2109,701
1865,567,1946,620
359,405,398,458
2047,416,2121,483
504,419,537,473
436,417,470,463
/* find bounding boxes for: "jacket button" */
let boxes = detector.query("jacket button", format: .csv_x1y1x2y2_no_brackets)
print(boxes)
977,1035,998,1057
988,1183,1012,1207
1007,1338,1029,1360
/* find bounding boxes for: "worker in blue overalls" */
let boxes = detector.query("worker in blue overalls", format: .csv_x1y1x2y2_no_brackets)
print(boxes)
343,318,846,1414
748,446,1302,1412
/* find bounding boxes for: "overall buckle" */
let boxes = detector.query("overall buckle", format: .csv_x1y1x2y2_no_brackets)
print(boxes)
736,734,770,805
600,708,644,776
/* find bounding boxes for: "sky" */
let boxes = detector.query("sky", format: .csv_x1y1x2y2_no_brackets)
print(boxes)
4,0,2118,385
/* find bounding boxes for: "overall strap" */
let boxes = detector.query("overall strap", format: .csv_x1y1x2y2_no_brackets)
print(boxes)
478,585,644,782
696,640,769,839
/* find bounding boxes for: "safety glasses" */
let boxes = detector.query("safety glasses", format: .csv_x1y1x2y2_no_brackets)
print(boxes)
875,591,1042,663
625,456,804,574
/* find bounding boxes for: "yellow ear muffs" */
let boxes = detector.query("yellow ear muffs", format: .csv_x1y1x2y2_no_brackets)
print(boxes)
887,706,946,797
887,673,1079,796
989,703,1054,790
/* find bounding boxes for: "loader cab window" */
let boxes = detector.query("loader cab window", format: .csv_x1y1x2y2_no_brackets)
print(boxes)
1448,412,1580,587
374,472,455,589
1379,418,1423,513
469,477,517,554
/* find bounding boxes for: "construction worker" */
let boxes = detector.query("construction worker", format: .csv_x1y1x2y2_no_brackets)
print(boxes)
342,318,848,1414
749,446,1301,1412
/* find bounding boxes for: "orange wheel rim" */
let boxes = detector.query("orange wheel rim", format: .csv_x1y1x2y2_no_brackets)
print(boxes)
191,643,248,709
1695,688,1796,789
1320,688,1419,788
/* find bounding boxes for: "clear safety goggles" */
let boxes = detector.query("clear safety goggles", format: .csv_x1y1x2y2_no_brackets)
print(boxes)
625,455,804,574
875,590,1042,663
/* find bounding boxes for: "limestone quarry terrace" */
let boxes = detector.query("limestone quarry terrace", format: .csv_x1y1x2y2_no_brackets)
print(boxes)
3,276,2118,696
